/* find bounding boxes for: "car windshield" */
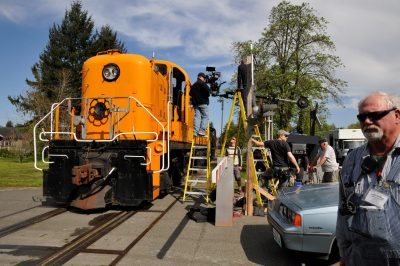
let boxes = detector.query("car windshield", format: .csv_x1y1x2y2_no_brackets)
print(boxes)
343,140,365,149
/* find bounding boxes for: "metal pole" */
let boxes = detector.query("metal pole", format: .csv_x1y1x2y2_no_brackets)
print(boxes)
251,43,254,87
271,116,274,140
220,98,224,137
264,117,267,140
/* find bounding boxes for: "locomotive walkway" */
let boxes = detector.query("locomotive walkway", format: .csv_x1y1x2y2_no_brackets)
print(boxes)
0,187,328,265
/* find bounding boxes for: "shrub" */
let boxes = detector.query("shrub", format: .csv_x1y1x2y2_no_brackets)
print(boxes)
0,148,13,158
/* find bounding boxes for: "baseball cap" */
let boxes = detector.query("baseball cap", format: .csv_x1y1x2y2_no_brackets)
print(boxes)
318,138,327,144
277,129,290,136
198,72,206,79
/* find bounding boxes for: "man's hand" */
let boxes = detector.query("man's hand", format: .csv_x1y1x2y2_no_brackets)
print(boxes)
308,163,316,171
307,165,313,174
251,138,263,147
295,165,300,174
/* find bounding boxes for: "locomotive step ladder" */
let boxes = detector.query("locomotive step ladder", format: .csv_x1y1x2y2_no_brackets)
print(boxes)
183,125,211,203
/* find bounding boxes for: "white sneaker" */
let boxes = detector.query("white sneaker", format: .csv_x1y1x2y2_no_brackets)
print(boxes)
197,132,207,137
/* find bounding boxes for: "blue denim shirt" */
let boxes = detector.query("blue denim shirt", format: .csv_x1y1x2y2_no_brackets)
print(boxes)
336,135,400,265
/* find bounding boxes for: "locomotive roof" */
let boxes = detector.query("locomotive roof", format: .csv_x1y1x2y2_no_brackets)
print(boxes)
86,51,191,83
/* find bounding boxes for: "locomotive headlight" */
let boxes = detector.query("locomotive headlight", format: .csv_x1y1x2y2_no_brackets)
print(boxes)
89,99,110,122
102,63,120,81
94,102,107,120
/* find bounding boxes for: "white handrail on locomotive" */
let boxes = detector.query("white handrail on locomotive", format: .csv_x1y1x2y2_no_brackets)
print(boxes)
34,96,166,170
123,155,147,164
33,95,171,173
41,146,69,164
49,102,57,140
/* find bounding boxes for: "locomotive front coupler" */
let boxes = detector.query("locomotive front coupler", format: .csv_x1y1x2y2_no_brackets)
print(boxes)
80,167,117,199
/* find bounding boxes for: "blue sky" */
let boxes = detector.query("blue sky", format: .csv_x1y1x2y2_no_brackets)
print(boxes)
1,0,400,136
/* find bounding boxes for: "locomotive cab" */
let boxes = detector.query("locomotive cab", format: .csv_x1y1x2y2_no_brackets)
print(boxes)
34,50,194,209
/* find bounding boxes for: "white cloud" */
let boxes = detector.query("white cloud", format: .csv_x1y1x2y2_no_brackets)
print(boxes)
0,3,26,23
0,0,70,24
78,0,272,59
311,0,400,98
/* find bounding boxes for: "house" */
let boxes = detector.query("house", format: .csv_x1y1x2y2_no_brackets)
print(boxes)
0,127,18,148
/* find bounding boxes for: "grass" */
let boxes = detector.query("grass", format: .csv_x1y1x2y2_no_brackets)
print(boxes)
0,157,46,187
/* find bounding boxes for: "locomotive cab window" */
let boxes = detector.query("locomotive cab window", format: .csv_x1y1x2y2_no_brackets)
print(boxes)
172,68,186,121
155,63,167,76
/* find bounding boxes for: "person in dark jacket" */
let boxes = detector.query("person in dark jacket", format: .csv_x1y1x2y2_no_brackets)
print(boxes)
237,59,248,91
237,58,256,114
237,59,249,110
251,130,300,188
189,72,210,136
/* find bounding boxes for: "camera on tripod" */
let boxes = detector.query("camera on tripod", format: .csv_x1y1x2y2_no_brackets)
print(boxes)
205,66,222,96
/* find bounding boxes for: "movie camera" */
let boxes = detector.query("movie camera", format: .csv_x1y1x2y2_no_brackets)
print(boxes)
205,66,224,96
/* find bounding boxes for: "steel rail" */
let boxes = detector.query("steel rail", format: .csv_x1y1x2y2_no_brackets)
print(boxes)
37,211,136,266
0,208,66,238
109,198,178,265
0,205,40,220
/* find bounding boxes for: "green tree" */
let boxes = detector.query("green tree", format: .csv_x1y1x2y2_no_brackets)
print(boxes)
91,25,127,55
347,122,361,129
11,138,32,163
8,1,125,122
219,121,246,150
232,1,346,132
5,121,13,128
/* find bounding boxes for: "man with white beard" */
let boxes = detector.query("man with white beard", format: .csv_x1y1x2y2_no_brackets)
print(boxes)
336,91,400,265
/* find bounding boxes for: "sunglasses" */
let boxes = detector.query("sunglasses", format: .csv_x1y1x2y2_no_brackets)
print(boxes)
357,107,396,122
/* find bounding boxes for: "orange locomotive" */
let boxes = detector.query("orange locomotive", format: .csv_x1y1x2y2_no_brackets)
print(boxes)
34,49,207,209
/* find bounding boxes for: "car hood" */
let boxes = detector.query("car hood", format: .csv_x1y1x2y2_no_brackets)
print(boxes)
279,183,339,210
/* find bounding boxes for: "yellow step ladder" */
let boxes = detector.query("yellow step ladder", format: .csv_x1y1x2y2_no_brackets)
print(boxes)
219,91,275,207
183,125,211,202
252,126,279,197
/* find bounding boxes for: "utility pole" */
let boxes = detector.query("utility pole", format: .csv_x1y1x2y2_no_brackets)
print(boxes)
245,45,255,216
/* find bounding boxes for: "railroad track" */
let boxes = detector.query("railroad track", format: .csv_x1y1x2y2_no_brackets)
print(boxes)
39,199,177,265
0,205,40,220
37,210,136,265
0,194,179,265
0,198,178,265
0,208,67,238
110,198,177,265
